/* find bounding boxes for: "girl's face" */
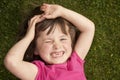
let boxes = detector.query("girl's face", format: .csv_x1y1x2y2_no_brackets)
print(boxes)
35,25,72,64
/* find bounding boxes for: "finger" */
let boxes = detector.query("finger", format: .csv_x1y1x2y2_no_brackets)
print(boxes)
30,15,42,22
41,3,51,11
42,3,49,6
37,16,45,23
41,3,49,11
32,15,42,23
30,15,38,22
30,15,46,24
40,5,47,11
28,15,41,26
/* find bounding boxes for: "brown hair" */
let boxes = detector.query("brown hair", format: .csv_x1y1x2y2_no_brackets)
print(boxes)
18,6,78,62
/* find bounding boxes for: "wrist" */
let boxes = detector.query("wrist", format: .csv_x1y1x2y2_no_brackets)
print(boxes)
57,5,67,17
60,7,71,19
23,34,34,43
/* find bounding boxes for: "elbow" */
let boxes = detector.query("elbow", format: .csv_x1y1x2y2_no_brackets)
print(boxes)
80,21,95,33
84,21,95,33
87,21,95,34
88,22,95,36
4,55,17,70
4,55,12,69
90,21,95,32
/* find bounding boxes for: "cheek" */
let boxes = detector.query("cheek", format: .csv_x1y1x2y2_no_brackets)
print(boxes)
35,41,52,55
40,44,52,54
36,44,52,59
63,41,72,50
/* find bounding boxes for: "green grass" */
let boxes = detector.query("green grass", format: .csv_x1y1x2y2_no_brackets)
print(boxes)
0,0,120,80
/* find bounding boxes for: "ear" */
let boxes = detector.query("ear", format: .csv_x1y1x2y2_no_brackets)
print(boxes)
34,49,39,55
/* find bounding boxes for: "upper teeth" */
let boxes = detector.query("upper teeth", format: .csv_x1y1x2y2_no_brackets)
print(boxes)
51,51,63,58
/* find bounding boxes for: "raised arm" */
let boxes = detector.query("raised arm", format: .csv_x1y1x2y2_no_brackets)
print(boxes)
62,7,95,60
4,15,45,80
41,3,95,60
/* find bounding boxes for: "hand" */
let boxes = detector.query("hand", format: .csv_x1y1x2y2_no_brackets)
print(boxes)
26,15,45,40
40,3,63,19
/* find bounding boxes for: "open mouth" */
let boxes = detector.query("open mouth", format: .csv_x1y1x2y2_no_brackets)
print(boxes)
51,51,64,58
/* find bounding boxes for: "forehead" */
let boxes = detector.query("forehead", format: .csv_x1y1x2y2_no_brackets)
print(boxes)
39,24,70,37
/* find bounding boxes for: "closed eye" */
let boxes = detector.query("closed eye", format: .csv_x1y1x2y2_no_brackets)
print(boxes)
60,38,67,41
44,40,52,43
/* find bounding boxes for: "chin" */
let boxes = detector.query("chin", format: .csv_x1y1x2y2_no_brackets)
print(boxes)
52,60,67,64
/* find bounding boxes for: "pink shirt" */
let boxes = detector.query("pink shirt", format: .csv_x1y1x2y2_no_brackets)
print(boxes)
32,51,86,80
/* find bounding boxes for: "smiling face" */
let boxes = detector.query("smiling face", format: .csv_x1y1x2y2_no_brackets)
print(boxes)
35,24,72,64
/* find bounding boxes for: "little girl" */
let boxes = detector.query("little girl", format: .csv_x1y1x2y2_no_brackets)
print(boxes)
4,3,95,80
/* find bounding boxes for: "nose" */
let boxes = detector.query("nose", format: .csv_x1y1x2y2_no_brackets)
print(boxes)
53,41,62,50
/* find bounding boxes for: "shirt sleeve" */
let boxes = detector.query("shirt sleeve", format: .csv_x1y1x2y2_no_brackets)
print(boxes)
32,60,43,80
67,51,85,71
72,51,85,63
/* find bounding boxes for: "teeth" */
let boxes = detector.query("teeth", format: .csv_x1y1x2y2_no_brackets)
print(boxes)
51,51,64,58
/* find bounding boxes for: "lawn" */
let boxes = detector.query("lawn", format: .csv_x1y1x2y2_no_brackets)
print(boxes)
0,0,120,80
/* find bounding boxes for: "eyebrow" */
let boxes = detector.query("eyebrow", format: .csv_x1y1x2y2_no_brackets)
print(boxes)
43,38,52,41
60,35,68,38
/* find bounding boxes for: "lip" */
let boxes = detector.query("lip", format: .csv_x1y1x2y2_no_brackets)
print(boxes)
51,51,64,58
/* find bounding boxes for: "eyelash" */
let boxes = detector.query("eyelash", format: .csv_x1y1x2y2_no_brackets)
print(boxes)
60,38,67,41
44,38,67,43
45,40,52,43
